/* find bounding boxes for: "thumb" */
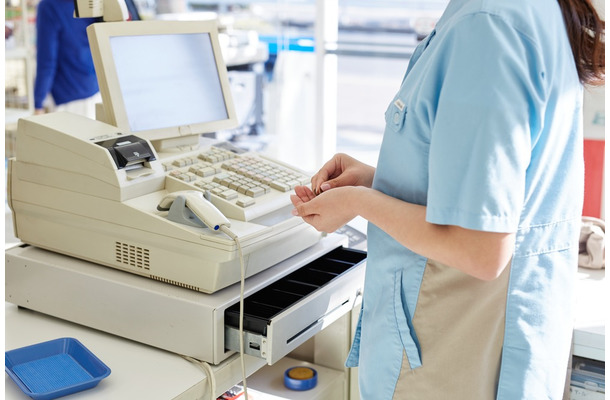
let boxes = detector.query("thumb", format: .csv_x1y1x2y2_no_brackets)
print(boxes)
320,177,346,192
319,182,332,192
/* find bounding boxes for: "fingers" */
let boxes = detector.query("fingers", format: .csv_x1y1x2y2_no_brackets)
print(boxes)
311,175,328,196
311,155,343,195
318,182,332,194
291,186,317,217
311,153,370,195
291,185,352,233
297,185,316,202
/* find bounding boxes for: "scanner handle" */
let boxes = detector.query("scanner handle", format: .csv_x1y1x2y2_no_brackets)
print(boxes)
158,190,230,231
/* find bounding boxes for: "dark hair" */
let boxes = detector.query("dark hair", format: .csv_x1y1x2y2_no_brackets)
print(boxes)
557,0,605,86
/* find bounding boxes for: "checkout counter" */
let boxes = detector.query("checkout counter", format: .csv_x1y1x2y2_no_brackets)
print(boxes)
5,210,367,399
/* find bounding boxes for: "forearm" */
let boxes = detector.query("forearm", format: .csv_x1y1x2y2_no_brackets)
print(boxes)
352,186,515,280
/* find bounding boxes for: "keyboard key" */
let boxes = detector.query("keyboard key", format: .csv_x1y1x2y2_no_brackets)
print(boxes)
194,181,211,190
199,167,217,177
177,173,197,182
219,190,238,200
285,180,300,189
246,187,266,198
213,173,231,184
270,181,291,192
237,198,256,208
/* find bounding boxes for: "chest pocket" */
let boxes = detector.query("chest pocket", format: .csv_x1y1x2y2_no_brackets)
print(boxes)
385,97,408,134
384,29,437,136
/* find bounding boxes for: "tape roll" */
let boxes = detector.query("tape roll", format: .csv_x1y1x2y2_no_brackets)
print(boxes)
284,366,318,391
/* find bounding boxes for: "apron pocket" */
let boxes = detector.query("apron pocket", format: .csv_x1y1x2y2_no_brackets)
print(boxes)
345,305,363,368
393,269,422,369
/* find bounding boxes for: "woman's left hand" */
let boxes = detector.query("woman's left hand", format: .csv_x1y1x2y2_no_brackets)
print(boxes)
290,185,359,233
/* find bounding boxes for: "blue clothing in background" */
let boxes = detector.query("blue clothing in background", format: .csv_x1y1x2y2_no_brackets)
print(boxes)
34,0,100,109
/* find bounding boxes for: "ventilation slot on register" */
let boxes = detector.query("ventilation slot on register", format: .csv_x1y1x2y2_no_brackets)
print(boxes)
149,275,201,292
115,242,150,270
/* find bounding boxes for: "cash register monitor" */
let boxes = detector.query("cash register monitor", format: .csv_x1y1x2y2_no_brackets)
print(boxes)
87,20,238,149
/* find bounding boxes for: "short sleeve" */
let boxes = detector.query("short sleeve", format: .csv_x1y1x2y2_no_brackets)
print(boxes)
426,13,545,232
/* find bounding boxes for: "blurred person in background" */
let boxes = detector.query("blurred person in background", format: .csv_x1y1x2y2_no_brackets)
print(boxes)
34,0,101,118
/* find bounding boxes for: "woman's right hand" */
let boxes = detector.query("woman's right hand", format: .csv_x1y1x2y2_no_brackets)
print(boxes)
311,153,375,195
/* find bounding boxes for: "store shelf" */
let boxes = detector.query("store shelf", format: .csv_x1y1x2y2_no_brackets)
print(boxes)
573,268,605,362
247,356,345,399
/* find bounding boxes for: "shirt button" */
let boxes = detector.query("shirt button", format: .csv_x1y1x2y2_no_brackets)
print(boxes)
393,112,400,124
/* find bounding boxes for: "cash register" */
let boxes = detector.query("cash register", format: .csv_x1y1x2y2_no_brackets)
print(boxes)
5,19,366,370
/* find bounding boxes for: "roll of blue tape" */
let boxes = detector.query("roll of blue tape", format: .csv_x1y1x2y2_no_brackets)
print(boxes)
284,366,318,391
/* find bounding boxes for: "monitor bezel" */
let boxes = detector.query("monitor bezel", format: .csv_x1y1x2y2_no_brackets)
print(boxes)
87,20,238,143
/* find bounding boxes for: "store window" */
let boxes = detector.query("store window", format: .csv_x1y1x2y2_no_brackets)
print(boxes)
4,0,449,167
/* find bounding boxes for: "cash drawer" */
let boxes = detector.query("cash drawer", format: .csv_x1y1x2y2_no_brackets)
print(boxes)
225,247,366,364
6,234,365,366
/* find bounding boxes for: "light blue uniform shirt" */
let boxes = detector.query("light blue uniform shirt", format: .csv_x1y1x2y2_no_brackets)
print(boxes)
346,0,584,398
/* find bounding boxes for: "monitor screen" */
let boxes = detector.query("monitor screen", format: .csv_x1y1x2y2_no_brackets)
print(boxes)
87,20,237,144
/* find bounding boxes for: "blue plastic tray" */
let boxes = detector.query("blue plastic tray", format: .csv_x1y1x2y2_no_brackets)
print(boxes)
5,337,111,400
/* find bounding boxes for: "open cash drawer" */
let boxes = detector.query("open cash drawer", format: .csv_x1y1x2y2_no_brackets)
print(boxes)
224,246,366,365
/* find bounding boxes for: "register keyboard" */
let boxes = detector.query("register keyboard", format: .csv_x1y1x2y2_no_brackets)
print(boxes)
163,144,311,223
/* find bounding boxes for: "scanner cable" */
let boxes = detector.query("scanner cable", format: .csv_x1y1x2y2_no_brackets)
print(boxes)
220,225,249,400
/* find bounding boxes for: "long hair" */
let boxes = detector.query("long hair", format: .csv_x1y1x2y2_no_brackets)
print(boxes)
557,0,605,86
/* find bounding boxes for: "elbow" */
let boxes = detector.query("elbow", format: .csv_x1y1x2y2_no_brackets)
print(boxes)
443,253,511,281
474,265,507,281
458,231,515,281
469,256,512,281
425,226,516,281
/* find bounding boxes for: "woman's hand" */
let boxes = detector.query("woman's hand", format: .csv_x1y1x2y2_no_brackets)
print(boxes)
311,153,375,195
292,182,516,281
290,185,361,233
291,153,374,232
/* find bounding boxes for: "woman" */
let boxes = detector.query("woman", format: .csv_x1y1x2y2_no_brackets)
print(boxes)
291,0,604,398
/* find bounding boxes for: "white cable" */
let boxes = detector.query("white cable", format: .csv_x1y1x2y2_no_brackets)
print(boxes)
182,355,216,399
220,225,249,400
181,226,247,400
